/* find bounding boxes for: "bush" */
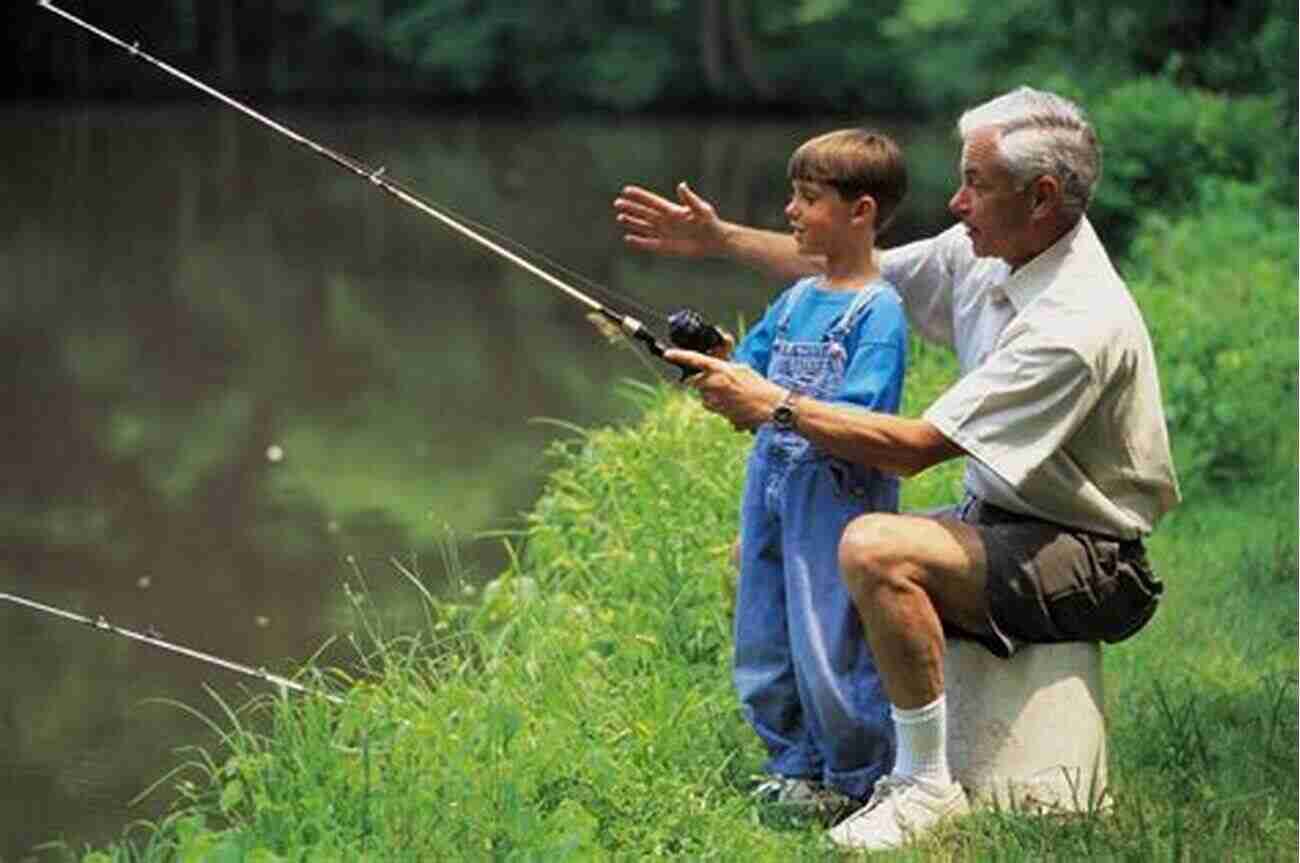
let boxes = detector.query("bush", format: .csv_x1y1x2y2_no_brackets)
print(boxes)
1126,179,1298,494
1090,77,1287,253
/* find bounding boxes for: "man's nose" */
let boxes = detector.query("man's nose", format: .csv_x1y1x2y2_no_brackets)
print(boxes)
948,188,967,217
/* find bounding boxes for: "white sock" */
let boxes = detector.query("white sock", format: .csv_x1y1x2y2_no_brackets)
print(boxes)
891,694,952,787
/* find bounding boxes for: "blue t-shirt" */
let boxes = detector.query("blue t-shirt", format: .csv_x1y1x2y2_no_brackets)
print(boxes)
733,276,907,414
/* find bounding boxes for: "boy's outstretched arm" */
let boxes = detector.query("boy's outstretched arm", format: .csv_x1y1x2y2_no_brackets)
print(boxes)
614,181,823,282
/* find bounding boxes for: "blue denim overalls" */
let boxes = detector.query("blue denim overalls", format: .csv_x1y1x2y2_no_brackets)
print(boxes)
734,281,898,801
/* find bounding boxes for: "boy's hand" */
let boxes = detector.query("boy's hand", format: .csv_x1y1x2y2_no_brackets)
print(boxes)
614,182,729,258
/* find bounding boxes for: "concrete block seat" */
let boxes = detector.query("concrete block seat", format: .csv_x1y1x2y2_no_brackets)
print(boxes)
944,639,1108,813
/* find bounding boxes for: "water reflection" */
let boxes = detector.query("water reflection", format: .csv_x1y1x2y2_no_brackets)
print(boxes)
0,104,952,858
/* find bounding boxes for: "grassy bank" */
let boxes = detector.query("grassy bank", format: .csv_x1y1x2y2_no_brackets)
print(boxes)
63,374,1297,861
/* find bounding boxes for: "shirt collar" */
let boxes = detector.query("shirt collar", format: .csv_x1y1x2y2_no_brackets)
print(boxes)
999,216,1091,312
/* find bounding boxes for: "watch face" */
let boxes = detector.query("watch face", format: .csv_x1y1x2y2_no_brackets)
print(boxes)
773,405,794,429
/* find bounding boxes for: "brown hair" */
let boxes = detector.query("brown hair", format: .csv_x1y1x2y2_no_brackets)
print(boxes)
787,128,908,234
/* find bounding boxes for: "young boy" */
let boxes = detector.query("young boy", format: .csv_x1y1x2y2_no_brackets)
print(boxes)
727,129,908,817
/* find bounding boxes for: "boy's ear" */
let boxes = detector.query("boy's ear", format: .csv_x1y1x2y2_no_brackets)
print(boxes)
852,194,877,225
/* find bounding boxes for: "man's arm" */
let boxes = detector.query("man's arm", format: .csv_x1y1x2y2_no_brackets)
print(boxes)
665,348,964,477
793,395,963,477
614,182,822,281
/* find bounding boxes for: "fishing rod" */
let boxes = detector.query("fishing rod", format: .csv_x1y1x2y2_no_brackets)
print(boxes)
38,1,724,376
0,590,344,705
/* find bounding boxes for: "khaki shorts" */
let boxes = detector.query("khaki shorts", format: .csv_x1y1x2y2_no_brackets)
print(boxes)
938,495,1164,659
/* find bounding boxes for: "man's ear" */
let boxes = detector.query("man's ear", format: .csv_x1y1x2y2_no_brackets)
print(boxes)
1029,175,1062,218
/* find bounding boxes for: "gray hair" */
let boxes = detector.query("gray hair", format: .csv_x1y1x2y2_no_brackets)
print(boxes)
958,86,1101,219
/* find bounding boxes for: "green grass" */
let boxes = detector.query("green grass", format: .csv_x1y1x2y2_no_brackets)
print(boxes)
55,375,1297,862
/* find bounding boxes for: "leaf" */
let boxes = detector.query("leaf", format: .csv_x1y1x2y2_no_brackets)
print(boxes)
220,778,245,813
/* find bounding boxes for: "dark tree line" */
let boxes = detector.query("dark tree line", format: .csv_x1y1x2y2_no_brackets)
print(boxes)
6,0,1293,120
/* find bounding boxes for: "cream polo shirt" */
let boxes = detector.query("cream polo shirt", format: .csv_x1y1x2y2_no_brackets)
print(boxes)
880,217,1181,539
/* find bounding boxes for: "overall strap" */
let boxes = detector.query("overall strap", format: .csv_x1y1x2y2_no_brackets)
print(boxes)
826,280,885,342
775,278,815,336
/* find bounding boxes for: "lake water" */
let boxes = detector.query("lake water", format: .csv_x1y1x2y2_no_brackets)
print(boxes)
0,104,954,857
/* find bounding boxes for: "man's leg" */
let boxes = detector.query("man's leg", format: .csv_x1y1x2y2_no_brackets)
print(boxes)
836,511,990,709
827,511,986,850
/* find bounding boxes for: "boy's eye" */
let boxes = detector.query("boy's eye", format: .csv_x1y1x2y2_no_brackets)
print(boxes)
792,182,819,203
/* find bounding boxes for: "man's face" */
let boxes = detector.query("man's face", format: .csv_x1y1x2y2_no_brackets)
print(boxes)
948,129,1037,267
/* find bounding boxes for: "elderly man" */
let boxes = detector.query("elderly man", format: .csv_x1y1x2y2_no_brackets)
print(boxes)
614,87,1179,850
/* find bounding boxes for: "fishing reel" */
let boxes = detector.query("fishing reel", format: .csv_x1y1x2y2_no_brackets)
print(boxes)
667,308,726,355
614,307,724,381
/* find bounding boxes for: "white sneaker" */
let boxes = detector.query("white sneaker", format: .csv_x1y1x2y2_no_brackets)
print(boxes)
827,774,969,850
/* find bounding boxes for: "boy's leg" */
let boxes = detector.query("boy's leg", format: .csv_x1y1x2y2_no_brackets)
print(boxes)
781,464,894,803
734,465,817,780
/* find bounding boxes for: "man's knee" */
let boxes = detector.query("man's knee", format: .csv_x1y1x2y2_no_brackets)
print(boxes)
838,513,913,597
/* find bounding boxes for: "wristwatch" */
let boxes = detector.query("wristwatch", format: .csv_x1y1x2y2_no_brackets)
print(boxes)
772,389,800,431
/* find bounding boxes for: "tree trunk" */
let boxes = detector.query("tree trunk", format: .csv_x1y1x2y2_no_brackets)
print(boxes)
218,1,238,88
699,0,727,95
726,0,776,100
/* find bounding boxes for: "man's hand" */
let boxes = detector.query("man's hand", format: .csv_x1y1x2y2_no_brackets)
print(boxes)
665,348,785,432
614,182,729,258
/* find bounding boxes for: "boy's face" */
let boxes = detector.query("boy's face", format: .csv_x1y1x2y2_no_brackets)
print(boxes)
785,179,862,256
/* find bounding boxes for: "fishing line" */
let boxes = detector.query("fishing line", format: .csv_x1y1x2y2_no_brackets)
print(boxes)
0,590,343,704
38,1,718,372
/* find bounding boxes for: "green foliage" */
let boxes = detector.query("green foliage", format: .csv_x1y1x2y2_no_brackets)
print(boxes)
1126,179,1298,494
743,4,910,114
1089,78,1289,251
319,1,705,110
875,0,1299,121
524,381,744,604
880,0,1060,115
899,337,966,509
18,0,1298,127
